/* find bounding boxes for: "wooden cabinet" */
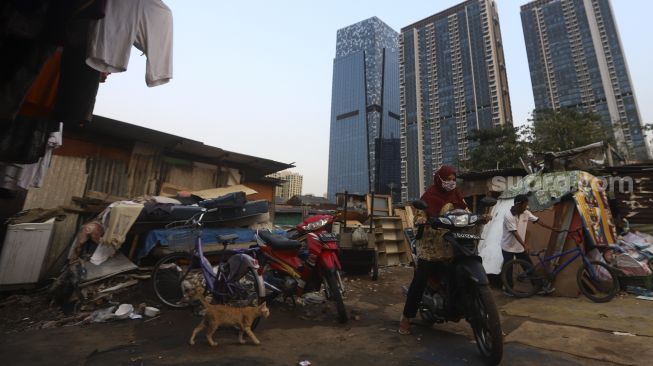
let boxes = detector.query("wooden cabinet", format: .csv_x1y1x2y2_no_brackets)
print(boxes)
373,217,410,266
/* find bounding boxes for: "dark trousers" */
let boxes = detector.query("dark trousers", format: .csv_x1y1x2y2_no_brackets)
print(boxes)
402,259,448,318
501,250,535,289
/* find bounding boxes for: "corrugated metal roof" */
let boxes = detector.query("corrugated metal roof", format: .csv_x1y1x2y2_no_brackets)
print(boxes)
602,165,653,225
458,168,527,181
64,115,295,177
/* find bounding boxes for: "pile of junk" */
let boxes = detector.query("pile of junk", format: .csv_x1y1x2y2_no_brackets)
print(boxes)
0,187,278,324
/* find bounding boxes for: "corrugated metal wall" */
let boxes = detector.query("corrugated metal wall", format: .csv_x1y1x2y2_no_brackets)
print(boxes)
23,155,87,275
128,143,161,197
162,160,220,191
87,158,129,197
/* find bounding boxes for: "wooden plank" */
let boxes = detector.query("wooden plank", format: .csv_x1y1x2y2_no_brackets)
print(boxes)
384,254,402,266
405,206,416,229
85,190,127,203
379,231,403,241
159,182,189,197
128,234,140,261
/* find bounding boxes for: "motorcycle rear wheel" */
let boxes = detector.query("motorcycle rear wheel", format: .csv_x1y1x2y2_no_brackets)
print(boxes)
469,285,503,366
325,270,348,323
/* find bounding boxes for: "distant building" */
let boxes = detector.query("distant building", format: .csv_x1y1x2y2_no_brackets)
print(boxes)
521,0,650,161
327,17,401,203
268,170,303,201
399,0,513,202
286,194,335,208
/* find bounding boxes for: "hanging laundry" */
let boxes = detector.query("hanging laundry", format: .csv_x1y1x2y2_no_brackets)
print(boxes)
0,115,51,164
0,0,107,120
18,49,62,119
0,122,62,190
53,45,101,126
86,0,173,87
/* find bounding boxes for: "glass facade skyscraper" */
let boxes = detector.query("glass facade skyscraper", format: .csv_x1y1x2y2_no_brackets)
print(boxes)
521,0,649,160
399,0,513,202
327,17,401,202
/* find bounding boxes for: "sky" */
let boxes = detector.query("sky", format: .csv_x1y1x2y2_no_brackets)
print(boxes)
94,0,653,196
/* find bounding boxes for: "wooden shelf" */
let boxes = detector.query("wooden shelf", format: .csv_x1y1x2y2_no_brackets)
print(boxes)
373,216,410,266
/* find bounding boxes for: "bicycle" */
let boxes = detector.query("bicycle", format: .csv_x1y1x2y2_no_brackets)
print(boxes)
501,228,620,303
151,208,266,310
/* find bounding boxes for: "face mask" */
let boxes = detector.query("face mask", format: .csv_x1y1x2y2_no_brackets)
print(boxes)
442,180,456,191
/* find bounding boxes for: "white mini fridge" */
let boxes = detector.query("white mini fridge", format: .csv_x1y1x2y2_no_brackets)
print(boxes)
0,218,56,286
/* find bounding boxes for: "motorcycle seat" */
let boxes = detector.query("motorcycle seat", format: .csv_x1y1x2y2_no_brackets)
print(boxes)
258,231,302,250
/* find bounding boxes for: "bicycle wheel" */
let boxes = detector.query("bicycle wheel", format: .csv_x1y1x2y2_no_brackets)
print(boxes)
152,252,204,308
577,261,619,303
213,267,265,330
501,259,541,298
214,267,263,307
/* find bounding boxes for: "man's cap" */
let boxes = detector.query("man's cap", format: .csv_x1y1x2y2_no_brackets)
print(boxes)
514,194,529,204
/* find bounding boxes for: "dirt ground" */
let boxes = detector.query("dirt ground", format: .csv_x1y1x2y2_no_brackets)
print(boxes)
0,266,647,365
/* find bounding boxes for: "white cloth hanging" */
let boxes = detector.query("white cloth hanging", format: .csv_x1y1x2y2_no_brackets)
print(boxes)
86,0,173,87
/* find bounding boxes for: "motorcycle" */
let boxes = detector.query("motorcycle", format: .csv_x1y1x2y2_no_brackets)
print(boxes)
254,215,348,323
285,214,334,240
411,198,503,365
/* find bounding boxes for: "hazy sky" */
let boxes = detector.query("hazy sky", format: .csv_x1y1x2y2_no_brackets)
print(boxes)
94,0,653,196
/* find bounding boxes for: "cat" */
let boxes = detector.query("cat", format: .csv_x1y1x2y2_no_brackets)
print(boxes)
188,287,270,347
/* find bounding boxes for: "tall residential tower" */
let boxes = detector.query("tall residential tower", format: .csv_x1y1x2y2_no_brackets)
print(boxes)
521,0,649,160
327,17,401,202
269,170,303,201
399,0,512,202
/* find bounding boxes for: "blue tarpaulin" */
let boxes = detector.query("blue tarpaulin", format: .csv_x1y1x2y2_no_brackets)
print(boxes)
138,228,287,261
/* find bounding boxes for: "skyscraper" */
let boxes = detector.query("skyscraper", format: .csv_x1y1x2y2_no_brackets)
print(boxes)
521,0,649,160
399,0,512,202
327,17,401,202
269,170,303,200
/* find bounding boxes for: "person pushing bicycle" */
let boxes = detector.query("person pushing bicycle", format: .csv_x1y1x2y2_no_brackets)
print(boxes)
501,194,560,296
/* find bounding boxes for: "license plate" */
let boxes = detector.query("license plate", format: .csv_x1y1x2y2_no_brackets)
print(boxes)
452,233,481,240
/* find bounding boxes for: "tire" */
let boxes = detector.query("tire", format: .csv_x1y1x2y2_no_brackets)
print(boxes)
469,285,503,366
214,267,262,307
325,270,348,323
215,267,265,330
576,261,619,303
418,288,437,327
501,259,541,298
152,252,201,308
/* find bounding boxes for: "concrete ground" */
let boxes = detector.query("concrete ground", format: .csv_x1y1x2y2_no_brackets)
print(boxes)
1,266,651,365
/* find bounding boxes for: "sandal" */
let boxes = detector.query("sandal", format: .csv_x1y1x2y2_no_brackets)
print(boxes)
398,315,412,335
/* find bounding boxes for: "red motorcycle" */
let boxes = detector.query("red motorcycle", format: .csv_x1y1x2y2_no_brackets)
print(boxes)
254,215,348,323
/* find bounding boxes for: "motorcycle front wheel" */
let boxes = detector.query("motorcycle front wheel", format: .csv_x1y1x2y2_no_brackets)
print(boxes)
324,270,348,323
469,285,503,366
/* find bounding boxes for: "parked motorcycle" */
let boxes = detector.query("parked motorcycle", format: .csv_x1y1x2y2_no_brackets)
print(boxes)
285,214,334,241
254,215,347,323
411,198,503,365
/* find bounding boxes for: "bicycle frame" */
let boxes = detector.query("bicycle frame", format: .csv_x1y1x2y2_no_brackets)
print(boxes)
531,245,593,280
177,210,260,297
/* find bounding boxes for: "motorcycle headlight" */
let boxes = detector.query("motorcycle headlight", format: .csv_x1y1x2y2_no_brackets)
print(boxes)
452,214,469,227
438,217,452,226
303,219,328,231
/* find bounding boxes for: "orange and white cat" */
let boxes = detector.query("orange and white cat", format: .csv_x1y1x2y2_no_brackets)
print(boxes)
188,287,270,347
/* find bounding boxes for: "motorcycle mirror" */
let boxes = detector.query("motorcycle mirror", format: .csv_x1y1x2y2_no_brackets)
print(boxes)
480,197,497,207
412,200,428,210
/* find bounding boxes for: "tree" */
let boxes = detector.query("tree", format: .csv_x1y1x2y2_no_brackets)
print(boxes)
461,126,529,171
523,108,611,153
